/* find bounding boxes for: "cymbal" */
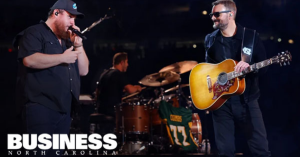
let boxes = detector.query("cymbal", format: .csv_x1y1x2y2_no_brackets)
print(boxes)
139,71,180,87
164,84,189,93
159,61,198,74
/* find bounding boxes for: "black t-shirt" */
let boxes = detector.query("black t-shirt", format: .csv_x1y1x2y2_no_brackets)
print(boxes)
97,69,129,116
16,21,80,114
209,32,242,63
213,35,243,102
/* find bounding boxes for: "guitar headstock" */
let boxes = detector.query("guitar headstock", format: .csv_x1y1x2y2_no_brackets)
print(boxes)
272,50,292,66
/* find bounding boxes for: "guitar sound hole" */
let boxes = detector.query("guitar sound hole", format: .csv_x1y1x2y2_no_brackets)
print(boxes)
217,72,228,85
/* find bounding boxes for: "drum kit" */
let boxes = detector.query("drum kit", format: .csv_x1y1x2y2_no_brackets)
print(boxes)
115,60,203,154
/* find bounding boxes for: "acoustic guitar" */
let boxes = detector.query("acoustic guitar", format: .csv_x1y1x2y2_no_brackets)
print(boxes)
189,51,292,111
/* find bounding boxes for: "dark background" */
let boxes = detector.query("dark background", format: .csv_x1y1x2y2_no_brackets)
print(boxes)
1,0,300,156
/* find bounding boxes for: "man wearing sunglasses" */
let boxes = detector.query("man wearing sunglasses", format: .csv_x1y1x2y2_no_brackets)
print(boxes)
204,0,271,157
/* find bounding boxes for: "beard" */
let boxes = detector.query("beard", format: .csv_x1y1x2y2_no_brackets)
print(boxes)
213,19,229,30
54,20,69,39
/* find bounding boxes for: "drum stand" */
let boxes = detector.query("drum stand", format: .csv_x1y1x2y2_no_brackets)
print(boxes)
150,111,153,143
148,87,167,153
159,87,165,145
118,116,126,153
122,116,125,145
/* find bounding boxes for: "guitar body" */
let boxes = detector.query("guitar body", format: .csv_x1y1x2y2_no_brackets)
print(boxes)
189,59,245,111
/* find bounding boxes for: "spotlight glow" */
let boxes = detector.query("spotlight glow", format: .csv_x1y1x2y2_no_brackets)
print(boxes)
288,39,294,44
278,38,281,42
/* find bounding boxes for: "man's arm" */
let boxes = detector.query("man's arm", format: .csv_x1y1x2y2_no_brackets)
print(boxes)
235,33,268,74
124,84,142,94
69,25,89,76
75,45,89,76
23,46,81,69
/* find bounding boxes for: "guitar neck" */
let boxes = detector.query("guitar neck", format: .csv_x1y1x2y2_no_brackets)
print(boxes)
227,59,273,80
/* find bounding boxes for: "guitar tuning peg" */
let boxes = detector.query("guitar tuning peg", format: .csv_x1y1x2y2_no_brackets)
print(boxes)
288,61,290,65
283,62,286,66
282,52,284,54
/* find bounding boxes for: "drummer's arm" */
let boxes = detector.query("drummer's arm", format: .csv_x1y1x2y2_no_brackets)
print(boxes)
124,84,142,94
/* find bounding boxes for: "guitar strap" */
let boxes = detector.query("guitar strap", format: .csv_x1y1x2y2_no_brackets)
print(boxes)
240,28,256,104
241,27,256,63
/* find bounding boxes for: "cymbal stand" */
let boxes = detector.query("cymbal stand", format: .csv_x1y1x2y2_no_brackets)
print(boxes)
176,78,182,101
160,87,165,101
159,87,164,139
176,78,193,109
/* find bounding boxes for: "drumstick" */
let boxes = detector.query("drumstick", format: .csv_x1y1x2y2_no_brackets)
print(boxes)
122,87,146,100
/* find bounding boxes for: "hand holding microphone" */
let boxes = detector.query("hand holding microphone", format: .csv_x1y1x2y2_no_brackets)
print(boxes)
68,26,87,40
68,26,84,50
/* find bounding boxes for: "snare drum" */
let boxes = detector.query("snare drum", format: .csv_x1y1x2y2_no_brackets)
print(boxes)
115,102,150,134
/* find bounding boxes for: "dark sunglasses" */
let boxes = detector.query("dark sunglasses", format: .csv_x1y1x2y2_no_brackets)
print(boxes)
209,10,231,18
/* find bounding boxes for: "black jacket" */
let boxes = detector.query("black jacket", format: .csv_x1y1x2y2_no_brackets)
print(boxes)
204,24,267,102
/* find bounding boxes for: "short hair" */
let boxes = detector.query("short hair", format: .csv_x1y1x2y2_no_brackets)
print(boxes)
113,52,128,65
47,9,65,18
212,0,237,19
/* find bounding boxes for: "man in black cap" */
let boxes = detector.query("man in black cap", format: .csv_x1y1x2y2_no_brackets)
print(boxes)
15,0,89,156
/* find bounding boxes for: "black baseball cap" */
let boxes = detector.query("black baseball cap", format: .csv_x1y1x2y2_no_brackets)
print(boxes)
50,0,84,18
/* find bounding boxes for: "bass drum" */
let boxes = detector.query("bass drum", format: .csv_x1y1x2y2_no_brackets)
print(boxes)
191,113,202,148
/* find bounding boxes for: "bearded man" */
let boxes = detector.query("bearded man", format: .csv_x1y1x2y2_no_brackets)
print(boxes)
204,0,271,157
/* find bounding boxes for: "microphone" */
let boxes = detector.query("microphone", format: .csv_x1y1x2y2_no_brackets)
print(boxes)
68,27,87,40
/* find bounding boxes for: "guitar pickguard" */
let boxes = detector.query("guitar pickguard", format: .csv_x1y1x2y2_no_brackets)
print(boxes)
212,79,235,100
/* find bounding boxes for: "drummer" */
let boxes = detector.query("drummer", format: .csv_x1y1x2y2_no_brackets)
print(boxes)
95,52,142,132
